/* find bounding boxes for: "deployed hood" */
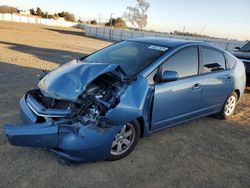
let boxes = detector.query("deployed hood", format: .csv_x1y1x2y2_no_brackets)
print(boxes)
38,60,119,101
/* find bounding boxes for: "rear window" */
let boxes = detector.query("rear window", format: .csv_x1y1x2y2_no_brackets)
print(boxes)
202,48,226,73
225,53,237,69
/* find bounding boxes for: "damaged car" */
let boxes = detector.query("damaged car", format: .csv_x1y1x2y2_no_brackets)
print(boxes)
4,37,246,163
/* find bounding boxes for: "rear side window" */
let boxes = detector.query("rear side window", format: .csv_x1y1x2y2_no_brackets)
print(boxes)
202,48,226,73
225,53,237,69
162,47,199,78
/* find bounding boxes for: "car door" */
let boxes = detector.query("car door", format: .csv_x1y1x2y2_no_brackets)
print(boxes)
151,47,202,131
200,47,234,113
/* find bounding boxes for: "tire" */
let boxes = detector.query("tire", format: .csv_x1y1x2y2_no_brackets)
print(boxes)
215,91,238,119
108,120,140,161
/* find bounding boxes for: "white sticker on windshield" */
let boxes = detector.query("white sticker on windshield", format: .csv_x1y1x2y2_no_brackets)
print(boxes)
148,45,168,51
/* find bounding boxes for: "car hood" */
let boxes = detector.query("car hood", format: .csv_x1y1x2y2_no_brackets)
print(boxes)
233,51,250,60
38,59,119,102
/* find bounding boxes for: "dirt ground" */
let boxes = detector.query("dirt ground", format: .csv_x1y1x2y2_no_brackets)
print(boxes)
0,21,249,188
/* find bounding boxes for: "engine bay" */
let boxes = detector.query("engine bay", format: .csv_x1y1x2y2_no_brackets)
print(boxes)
27,72,127,127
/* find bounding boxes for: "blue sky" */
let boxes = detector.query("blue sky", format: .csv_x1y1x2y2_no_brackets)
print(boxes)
0,0,249,40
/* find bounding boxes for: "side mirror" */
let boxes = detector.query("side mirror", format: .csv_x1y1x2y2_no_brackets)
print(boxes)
154,71,179,82
234,47,241,52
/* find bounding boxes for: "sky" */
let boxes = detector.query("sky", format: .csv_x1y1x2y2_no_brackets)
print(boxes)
0,0,249,40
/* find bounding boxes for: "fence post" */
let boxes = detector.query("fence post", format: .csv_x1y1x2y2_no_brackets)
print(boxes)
130,32,133,38
109,28,112,39
225,41,229,51
120,30,123,40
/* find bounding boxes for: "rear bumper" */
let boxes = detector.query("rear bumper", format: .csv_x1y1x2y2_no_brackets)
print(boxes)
239,59,250,73
4,96,122,163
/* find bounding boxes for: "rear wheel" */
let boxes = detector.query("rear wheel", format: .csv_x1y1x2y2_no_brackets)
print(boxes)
216,91,238,119
108,120,140,161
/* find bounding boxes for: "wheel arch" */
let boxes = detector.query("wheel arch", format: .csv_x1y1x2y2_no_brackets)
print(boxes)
234,89,240,100
137,117,145,137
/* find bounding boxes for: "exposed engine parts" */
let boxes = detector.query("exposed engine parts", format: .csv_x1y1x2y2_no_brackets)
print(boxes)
27,71,127,127
80,105,99,126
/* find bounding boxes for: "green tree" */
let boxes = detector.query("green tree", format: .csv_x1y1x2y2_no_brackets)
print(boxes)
53,13,59,19
64,12,76,22
58,11,65,17
29,8,36,15
48,14,55,19
36,7,42,16
42,12,48,18
105,17,127,29
90,20,97,25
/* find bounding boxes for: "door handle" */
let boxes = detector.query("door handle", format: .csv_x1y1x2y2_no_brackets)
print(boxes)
227,76,233,83
192,83,201,90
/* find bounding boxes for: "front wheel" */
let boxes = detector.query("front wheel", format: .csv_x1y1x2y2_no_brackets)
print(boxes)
216,91,238,119
108,120,140,161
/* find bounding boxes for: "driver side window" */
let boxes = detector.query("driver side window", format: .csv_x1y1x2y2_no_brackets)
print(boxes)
161,47,199,78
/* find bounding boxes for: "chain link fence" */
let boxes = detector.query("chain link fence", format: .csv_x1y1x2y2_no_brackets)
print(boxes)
0,13,247,53
82,25,247,53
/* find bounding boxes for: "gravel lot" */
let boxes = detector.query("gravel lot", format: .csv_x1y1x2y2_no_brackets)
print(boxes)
0,21,249,188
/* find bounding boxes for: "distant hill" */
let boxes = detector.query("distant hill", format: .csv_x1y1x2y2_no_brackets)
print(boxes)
0,5,18,13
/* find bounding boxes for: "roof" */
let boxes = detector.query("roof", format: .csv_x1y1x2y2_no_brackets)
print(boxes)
127,37,205,48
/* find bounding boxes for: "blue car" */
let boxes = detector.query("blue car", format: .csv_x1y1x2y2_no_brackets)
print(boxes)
4,37,246,163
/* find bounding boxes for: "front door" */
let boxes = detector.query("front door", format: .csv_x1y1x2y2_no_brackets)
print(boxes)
151,47,202,131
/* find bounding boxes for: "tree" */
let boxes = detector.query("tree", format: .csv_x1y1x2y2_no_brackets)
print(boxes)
64,12,76,22
90,20,97,25
29,8,36,15
36,7,42,16
105,17,127,29
53,13,59,19
58,11,65,17
42,12,49,18
48,14,55,19
124,0,150,31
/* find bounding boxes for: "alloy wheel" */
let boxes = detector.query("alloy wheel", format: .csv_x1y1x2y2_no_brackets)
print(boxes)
224,95,236,116
111,123,135,156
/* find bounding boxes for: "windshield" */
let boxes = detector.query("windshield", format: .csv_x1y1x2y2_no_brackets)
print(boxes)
85,41,168,76
241,42,250,52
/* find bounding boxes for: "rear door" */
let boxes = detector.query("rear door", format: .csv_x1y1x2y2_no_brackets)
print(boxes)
200,47,234,114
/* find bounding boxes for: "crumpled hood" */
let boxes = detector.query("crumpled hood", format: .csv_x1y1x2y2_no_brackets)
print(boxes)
38,59,118,101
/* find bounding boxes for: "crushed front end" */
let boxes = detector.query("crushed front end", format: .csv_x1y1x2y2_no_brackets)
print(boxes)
4,60,152,162
4,61,132,162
